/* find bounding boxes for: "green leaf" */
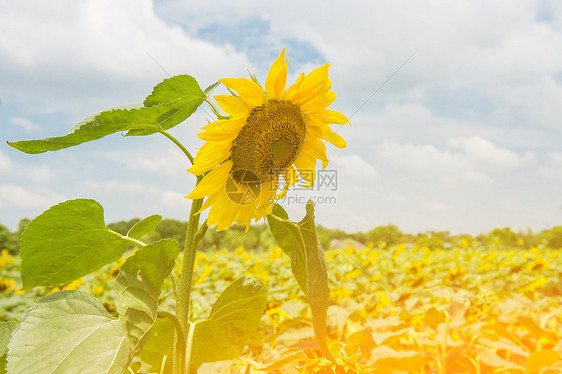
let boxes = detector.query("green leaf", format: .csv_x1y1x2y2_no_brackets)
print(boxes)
20,199,134,290
204,81,220,97
126,214,162,240
144,75,203,107
8,75,205,154
138,318,174,374
267,201,332,360
267,203,296,257
191,276,268,365
114,239,179,356
0,321,16,374
125,75,205,137
6,290,130,374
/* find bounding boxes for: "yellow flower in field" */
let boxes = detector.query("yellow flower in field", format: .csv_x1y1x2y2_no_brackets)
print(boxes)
0,278,17,293
186,50,349,230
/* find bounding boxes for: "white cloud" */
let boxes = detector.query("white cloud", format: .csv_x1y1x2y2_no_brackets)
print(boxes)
446,137,522,167
0,151,13,173
99,148,190,177
10,117,41,133
83,180,161,194
160,190,186,206
0,184,65,210
21,165,56,182
539,152,562,180
0,151,56,181
0,0,252,115
377,136,532,183
330,154,377,180
158,190,191,218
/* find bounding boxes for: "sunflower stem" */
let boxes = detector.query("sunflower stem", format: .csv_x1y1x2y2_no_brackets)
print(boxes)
159,129,195,165
175,175,204,373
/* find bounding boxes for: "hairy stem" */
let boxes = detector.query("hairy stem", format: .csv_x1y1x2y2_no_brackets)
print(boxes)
185,321,196,374
175,179,204,372
159,129,195,165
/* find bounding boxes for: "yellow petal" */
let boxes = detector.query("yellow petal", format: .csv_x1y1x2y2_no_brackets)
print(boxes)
291,64,331,104
207,190,233,230
235,202,256,228
217,201,238,231
214,95,250,117
220,78,265,108
255,178,277,219
275,173,291,200
308,109,349,125
186,161,232,199
282,72,305,101
198,118,245,141
294,154,317,187
265,49,288,99
307,122,347,148
301,136,329,170
283,165,299,186
188,140,232,175
300,90,337,112
196,191,221,215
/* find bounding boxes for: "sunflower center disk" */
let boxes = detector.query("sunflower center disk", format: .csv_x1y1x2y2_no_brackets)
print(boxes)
230,99,306,186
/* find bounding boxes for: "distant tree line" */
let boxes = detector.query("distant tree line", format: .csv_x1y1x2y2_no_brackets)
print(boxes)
1,218,561,254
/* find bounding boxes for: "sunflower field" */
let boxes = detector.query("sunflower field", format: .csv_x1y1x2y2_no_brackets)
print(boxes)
2,50,562,374
2,231,561,373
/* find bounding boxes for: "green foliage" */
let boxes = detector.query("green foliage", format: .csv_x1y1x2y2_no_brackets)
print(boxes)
114,239,179,356
19,199,138,289
6,291,130,374
539,225,562,249
485,227,521,247
199,224,275,250
107,218,142,236
0,219,28,254
0,322,16,374
8,75,205,154
365,224,403,246
0,225,18,255
191,276,268,366
316,225,347,249
267,202,332,360
126,214,162,240
415,235,445,249
138,318,175,373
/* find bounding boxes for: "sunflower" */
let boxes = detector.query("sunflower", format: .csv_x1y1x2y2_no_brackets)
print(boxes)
186,49,349,231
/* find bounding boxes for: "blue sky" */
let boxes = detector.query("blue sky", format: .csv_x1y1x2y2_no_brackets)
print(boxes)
1,0,561,235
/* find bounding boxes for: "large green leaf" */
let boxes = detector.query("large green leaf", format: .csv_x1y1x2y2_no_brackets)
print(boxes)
8,75,205,154
267,201,332,360
114,239,179,356
6,291,130,374
0,321,16,374
137,318,174,374
191,276,268,365
19,199,137,290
